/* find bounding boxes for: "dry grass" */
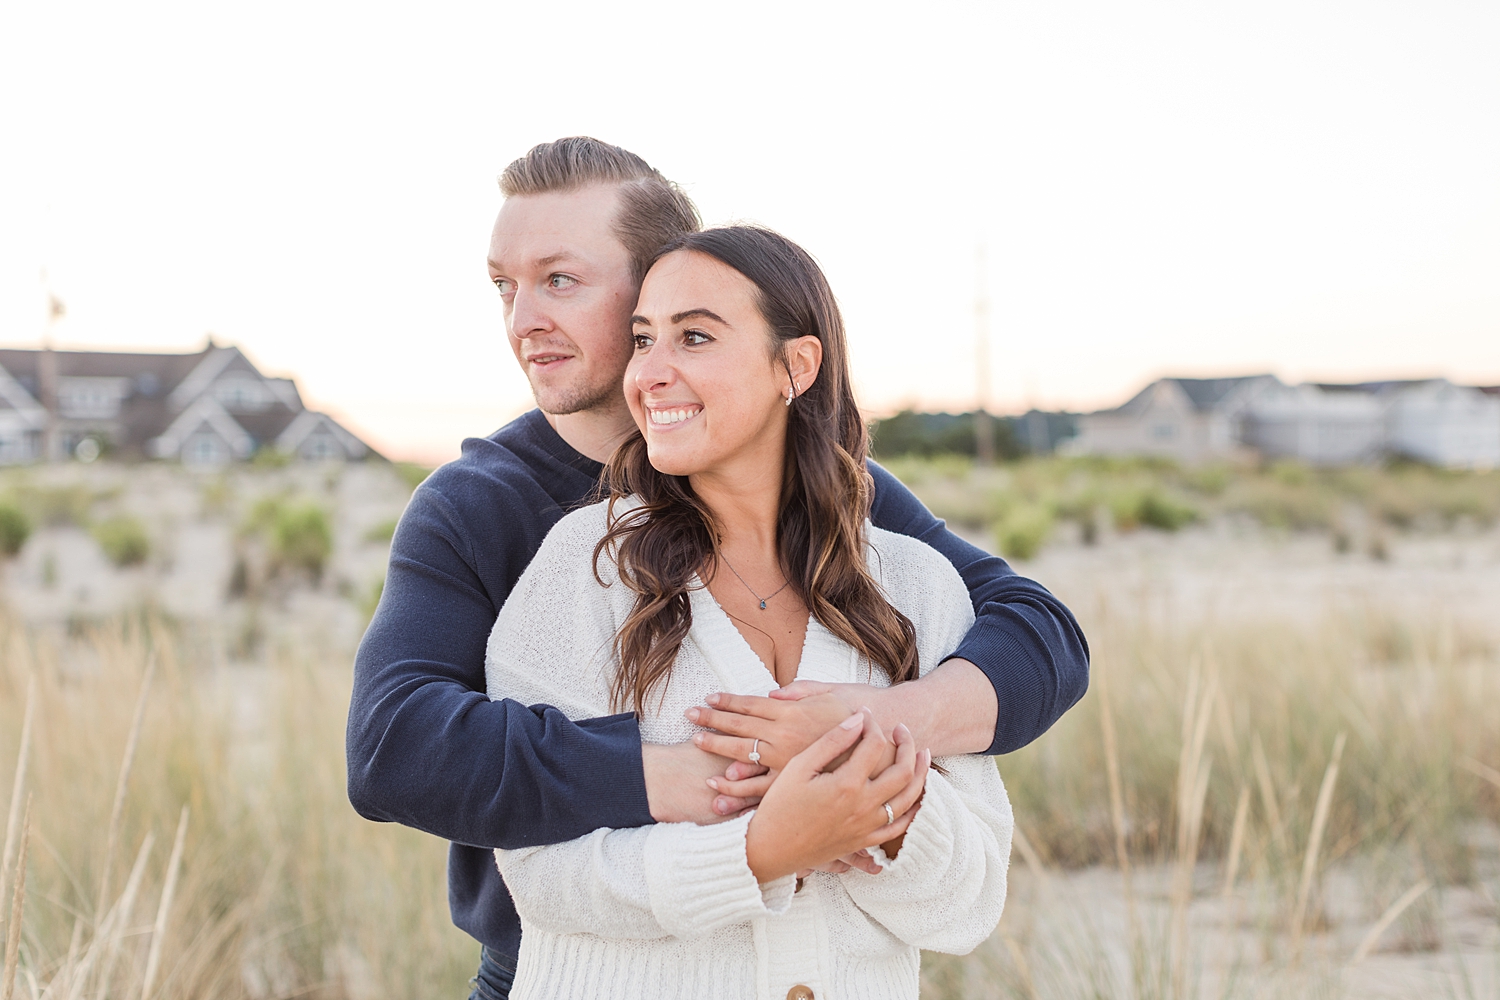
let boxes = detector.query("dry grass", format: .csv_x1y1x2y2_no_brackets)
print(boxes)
0,617,475,999
2,461,1498,996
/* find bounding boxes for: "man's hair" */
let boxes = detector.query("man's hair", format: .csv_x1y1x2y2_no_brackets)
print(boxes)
499,137,701,282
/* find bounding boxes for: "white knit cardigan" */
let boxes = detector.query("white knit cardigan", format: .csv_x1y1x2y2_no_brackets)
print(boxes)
485,499,1012,1000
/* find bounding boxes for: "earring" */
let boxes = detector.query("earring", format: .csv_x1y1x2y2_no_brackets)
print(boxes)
785,382,798,406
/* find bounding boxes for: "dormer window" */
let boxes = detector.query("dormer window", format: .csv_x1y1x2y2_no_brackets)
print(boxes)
213,374,272,411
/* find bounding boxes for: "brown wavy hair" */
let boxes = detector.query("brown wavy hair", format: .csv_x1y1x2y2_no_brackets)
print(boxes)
595,226,919,716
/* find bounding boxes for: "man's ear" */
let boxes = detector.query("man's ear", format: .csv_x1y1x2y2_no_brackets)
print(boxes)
786,336,824,395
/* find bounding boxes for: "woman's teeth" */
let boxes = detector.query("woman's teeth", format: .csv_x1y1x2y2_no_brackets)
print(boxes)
650,407,700,425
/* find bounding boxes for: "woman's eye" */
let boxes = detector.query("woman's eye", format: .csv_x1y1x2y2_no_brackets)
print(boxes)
549,274,578,290
684,330,711,346
632,333,653,350
493,278,514,296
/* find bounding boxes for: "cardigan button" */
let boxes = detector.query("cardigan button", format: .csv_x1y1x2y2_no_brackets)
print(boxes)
787,987,814,1000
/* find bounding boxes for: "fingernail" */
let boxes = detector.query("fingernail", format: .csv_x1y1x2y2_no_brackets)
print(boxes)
840,714,863,730
693,733,706,746
685,708,700,722
860,705,873,715
706,693,721,706
895,723,910,737
706,777,719,790
713,798,728,814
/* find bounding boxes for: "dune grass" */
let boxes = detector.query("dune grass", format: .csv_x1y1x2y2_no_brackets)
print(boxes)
0,617,474,999
882,454,1500,561
2,540,1497,995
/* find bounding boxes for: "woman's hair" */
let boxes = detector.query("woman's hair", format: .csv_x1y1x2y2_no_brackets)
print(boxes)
597,226,919,715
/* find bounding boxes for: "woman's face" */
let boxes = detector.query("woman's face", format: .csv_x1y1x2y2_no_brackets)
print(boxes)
627,250,795,480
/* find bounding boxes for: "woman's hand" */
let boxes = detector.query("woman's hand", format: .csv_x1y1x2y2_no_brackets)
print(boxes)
687,691,857,771
744,709,930,883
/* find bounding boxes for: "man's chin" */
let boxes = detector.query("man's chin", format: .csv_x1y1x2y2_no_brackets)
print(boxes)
532,381,622,417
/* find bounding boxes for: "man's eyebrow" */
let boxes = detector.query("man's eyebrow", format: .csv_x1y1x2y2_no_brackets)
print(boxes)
485,251,583,272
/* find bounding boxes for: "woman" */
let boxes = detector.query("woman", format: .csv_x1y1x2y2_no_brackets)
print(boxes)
485,226,1012,1000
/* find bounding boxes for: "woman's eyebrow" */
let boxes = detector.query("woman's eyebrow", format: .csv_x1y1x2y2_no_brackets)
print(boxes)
670,308,727,325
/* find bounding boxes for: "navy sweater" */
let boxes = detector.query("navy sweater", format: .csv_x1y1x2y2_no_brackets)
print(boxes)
347,410,1088,959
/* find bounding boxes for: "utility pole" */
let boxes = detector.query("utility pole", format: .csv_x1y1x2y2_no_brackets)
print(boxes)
39,270,63,462
973,244,995,465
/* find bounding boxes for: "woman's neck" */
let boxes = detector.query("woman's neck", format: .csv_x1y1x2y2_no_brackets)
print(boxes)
690,460,783,561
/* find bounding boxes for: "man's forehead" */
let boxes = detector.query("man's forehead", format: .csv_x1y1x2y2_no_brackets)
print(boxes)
489,213,627,273
486,244,588,271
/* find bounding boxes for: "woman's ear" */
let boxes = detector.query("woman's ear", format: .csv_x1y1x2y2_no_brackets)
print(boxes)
786,336,824,396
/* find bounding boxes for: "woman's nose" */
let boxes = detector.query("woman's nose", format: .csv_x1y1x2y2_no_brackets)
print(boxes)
633,348,677,393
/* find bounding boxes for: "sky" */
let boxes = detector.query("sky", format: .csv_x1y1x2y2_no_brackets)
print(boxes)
1,1,1497,464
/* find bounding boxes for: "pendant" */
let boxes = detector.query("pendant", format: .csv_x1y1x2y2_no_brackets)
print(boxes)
759,600,767,610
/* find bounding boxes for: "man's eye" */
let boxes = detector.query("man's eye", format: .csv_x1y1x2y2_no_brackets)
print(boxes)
632,333,653,350
549,274,578,289
493,278,514,296
684,330,711,346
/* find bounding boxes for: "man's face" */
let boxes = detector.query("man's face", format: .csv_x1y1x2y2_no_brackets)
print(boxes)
487,185,638,415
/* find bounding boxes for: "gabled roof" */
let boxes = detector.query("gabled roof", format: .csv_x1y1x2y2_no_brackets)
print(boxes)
0,345,212,395
1171,375,1279,410
1106,375,1278,416
0,365,46,426
148,395,257,460
276,410,373,459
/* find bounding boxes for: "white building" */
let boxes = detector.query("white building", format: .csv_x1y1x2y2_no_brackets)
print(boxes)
1072,375,1500,468
0,340,376,465
1065,375,1278,464
1382,379,1500,469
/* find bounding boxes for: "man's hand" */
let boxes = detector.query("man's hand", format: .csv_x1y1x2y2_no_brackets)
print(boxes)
641,741,767,825
771,658,998,757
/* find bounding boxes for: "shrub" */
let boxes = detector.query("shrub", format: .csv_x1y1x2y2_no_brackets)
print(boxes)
0,502,31,556
92,516,150,567
271,503,332,581
363,518,399,544
1138,490,1197,531
995,504,1053,560
395,462,433,490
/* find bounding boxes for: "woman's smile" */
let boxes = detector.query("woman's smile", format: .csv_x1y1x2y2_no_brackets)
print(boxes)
646,403,703,429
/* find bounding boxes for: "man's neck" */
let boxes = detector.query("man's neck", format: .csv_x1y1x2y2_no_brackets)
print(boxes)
543,403,637,464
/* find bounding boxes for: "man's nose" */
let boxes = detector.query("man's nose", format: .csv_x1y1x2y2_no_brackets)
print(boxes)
509,286,553,339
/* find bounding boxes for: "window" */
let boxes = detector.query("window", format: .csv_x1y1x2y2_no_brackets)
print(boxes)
213,376,272,412
185,433,229,466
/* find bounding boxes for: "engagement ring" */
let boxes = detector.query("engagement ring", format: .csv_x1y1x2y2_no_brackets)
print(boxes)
748,739,761,765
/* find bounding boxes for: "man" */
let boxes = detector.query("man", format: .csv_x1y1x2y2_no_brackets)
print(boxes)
347,137,1088,999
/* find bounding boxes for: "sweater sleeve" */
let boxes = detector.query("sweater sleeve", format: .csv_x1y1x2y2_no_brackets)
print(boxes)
866,460,1090,754
345,471,653,851
495,813,796,940
837,754,1012,953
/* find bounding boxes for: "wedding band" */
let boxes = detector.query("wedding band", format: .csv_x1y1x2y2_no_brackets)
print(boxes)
748,739,761,765
882,802,895,825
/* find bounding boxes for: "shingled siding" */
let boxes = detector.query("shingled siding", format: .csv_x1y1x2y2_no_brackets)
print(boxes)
0,342,378,465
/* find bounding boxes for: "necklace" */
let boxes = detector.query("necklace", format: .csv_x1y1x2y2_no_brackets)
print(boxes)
718,553,792,610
